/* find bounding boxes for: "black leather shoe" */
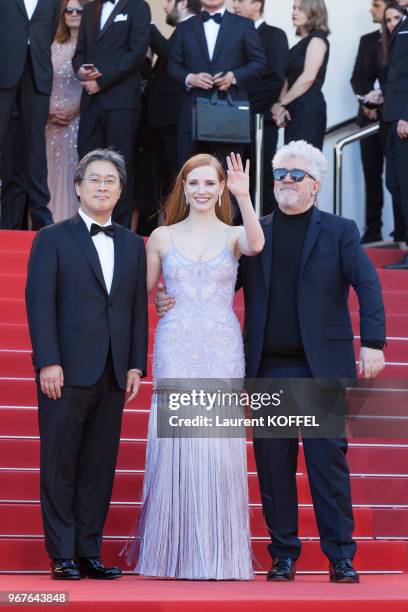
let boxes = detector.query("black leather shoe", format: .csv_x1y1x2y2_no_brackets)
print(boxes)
383,254,408,270
267,557,296,581
360,231,382,244
51,559,81,580
329,559,359,583
77,557,122,580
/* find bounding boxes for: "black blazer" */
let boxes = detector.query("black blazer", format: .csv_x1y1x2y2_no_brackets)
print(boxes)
383,16,408,122
167,11,266,103
238,208,386,379
350,30,381,127
247,22,288,121
25,215,148,390
147,24,185,129
72,0,151,111
0,0,60,94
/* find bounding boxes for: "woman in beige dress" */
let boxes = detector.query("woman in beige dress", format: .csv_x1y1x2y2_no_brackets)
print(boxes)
46,0,86,222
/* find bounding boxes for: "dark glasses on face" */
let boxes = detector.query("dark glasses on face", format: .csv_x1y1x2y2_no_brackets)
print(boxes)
63,7,84,14
273,168,316,182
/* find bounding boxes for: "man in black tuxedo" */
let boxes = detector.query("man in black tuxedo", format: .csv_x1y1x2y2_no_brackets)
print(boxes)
72,0,151,229
232,0,288,214
0,0,59,230
167,0,266,166
351,0,388,244
155,140,386,583
383,9,408,268
25,149,148,580
148,0,201,201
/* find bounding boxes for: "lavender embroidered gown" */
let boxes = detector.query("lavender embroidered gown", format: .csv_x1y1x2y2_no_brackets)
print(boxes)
132,245,253,580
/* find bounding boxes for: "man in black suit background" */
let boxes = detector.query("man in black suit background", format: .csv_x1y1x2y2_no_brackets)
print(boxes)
351,0,390,244
383,7,408,268
0,0,59,230
25,149,148,580
167,0,266,166
232,0,288,214
148,0,201,202
72,0,151,229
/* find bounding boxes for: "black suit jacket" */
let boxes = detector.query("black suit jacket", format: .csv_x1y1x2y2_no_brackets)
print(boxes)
147,24,185,129
238,208,385,379
383,16,408,122
0,0,59,94
167,11,266,107
25,215,148,390
350,30,381,127
72,0,151,111
247,22,288,121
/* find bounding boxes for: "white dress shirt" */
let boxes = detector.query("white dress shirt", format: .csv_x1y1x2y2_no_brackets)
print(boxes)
100,0,120,29
78,208,115,294
24,0,38,20
254,18,265,30
203,6,226,61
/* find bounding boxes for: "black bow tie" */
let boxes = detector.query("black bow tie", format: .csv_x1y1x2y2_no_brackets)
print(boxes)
202,11,223,24
90,223,116,238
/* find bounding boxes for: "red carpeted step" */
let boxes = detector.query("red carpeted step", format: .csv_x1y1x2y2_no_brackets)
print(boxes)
0,537,405,572
0,502,374,539
0,230,35,250
364,248,406,268
0,252,29,275
349,290,408,316
374,509,408,537
1,438,407,475
2,467,407,507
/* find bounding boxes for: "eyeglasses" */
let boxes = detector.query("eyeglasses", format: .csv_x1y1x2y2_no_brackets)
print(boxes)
273,168,316,182
63,7,84,15
82,177,119,187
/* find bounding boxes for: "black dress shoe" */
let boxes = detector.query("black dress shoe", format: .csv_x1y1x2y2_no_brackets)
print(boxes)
267,557,296,581
329,559,359,583
51,559,81,580
77,557,122,580
360,231,382,244
383,254,408,270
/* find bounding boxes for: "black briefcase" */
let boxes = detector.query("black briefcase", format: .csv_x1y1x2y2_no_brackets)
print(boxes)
192,91,251,144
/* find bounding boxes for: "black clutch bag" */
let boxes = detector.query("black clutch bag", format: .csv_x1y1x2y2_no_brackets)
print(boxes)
192,91,251,144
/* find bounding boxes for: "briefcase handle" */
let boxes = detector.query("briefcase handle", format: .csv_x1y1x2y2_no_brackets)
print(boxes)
209,90,235,107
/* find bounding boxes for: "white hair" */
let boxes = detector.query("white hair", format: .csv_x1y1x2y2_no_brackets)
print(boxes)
272,140,328,184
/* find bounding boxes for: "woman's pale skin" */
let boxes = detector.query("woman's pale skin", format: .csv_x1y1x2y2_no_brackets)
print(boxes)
272,0,328,127
147,153,265,302
49,0,83,127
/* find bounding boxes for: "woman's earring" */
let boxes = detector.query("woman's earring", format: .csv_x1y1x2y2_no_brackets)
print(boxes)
218,194,222,207
184,192,189,206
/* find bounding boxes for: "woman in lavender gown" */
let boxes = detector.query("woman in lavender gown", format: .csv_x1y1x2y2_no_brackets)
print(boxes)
45,0,85,222
129,153,265,580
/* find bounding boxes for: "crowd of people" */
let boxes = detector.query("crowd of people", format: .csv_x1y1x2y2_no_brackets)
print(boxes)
2,0,406,252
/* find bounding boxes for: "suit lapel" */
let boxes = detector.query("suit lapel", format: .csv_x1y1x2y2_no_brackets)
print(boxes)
98,0,128,41
260,213,274,294
212,11,234,64
389,16,407,47
16,0,29,19
191,15,211,63
299,206,324,276
109,224,126,298
65,214,108,294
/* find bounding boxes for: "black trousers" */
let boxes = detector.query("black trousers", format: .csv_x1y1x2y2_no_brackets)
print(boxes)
360,133,384,237
0,117,28,229
386,121,408,242
37,351,125,559
78,98,140,228
284,95,326,151
0,49,52,229
152,124,180,203
248,119,278,216
253,361,356,563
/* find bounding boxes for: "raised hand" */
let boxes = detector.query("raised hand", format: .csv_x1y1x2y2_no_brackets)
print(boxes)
226,153,250,199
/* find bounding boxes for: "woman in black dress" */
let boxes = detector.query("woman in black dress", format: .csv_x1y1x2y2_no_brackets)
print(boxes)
272,0,330,150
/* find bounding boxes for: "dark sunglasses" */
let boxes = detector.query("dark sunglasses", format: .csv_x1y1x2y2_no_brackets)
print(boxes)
273,168,316,182
63,7,84,14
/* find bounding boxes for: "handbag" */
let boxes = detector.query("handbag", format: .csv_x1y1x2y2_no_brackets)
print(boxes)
192,91,251,144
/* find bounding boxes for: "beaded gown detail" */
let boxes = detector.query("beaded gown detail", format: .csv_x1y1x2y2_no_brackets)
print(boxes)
45,40,81,222
130,245,253,580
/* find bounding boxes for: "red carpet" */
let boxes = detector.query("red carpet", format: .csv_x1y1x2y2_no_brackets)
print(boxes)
0,575,408,612
0,230,407,609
